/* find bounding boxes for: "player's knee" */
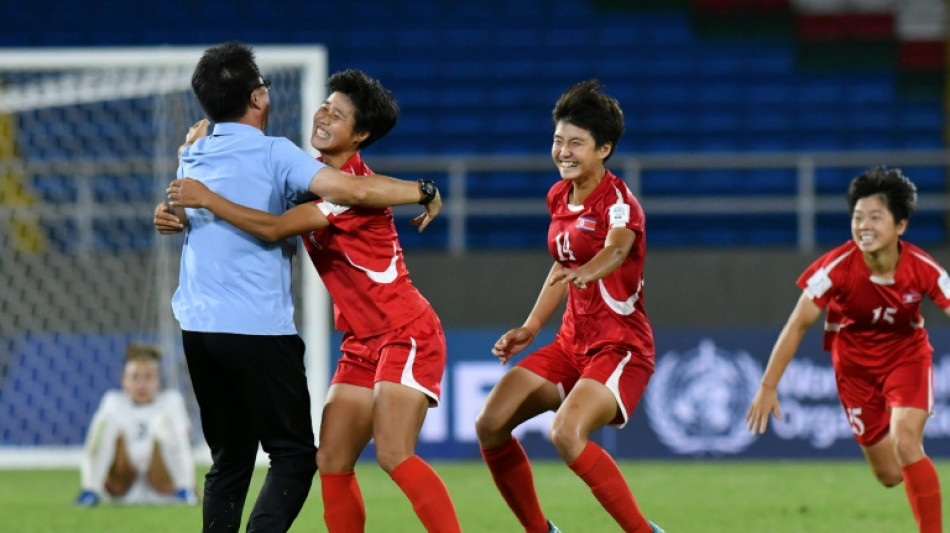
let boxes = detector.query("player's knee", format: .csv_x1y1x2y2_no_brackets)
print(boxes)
874,469,903,488
375,446,411,474
474,411,504,446
547,424,583,461
317,447,357,473
316,447,330,471
890,428,924,465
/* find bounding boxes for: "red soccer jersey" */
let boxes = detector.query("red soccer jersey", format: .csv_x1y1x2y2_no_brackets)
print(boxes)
302,153,431,339
798,240,950,370
546,170,655,360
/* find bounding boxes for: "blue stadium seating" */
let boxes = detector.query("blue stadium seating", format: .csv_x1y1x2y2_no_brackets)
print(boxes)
2,0,944,248
0,333,133,445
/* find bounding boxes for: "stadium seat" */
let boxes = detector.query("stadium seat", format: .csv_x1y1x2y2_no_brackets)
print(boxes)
0,333,127,445
0,0,942,251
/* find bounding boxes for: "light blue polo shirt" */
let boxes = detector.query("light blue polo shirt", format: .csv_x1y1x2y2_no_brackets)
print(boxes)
172,122,325,335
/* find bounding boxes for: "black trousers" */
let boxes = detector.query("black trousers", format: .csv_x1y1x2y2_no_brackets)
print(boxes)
183,331,317,533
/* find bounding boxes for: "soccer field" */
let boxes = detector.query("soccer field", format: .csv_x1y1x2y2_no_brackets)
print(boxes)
2,459,947,532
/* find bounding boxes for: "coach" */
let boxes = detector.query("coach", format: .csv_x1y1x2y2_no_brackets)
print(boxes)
154,41,440,533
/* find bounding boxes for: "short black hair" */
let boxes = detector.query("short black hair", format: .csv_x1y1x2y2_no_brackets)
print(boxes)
327,69,399,150
848,166,917,223
191,41,264,123
552,79,624,161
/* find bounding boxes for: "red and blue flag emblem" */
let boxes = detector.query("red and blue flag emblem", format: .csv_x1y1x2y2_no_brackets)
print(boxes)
576,217,597,232
902,292,922,305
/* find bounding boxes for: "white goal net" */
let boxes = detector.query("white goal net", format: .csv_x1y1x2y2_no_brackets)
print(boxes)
0,46,329,467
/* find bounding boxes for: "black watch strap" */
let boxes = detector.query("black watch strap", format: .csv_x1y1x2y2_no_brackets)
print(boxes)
418,179,438,205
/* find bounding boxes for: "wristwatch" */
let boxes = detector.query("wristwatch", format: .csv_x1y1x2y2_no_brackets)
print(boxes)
418,179,438,205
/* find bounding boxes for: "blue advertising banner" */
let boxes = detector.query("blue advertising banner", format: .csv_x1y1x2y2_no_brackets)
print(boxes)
339,328,950,460
3,328,949,463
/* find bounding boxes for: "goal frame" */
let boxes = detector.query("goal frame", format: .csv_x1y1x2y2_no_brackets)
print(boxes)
0,45,330,467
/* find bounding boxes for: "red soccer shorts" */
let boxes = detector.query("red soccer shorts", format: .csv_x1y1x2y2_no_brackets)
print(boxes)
331,307,446,406
516,339,654,428
835,355,933,447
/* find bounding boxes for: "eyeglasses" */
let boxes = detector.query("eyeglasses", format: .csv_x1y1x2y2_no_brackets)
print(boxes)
252,79,271,93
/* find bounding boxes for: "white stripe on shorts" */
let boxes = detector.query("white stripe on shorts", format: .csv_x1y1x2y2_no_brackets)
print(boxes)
400,337,439,406
605,351,633,428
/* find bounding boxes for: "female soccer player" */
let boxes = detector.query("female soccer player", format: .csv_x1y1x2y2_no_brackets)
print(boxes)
75,344,197,506
473,80,664,533
746,167,945,533
162,69,460,533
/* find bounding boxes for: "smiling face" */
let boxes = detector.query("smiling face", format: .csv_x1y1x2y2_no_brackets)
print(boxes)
851,194,907,254
310,91,368,157
122,358,160,405
551,121,611,183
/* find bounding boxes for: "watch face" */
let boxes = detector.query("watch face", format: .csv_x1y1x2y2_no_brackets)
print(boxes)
420,180,437,204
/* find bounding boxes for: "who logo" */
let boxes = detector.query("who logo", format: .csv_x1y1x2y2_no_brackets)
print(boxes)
645,339,762,455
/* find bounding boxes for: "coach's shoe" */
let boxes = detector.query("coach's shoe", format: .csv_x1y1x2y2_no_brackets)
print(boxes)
648,520,666,533
74,489,100,507
546,520,562,533
174,488,199,506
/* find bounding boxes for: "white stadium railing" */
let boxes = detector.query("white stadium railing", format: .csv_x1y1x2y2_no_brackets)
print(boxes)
372,149,950,255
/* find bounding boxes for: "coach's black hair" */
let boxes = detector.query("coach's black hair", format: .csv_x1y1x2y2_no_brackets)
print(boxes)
327,69,399,150
191,41,265,123
848,166,917,223
552,79,624,161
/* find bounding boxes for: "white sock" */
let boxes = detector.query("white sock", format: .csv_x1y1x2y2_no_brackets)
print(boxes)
79,412,122,492
153,414,195,490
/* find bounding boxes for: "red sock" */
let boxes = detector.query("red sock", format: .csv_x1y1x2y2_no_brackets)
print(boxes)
481,437,549,533
389,455,461,533
320,471,366,533
902,457,942,533
568,441,651,533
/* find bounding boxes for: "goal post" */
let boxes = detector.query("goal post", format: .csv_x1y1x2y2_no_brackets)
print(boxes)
0,45,330,467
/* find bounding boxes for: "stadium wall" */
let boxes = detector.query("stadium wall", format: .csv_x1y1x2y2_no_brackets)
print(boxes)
6,249,950,463
405,247,950,329
349,326,950,461
391,248,950,460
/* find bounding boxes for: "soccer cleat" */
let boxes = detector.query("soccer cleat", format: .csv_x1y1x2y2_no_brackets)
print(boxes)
648,520,666,533
546,519,561,533
174,488,199,505
74,490,100,507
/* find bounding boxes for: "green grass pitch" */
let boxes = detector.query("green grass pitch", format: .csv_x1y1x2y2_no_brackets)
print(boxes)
2,460,948,532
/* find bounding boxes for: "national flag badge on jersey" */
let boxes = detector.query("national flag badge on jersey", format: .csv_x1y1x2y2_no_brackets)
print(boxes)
576,217,597,232
901,291,922,305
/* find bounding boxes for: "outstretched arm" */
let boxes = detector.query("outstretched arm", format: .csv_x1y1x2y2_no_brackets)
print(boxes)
745,292,822,434
491,262,570,364
308,168,442,232
176,118,441,231
167,178,328,241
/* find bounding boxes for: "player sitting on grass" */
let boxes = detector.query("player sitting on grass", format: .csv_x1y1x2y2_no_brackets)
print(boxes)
75,344,198,506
